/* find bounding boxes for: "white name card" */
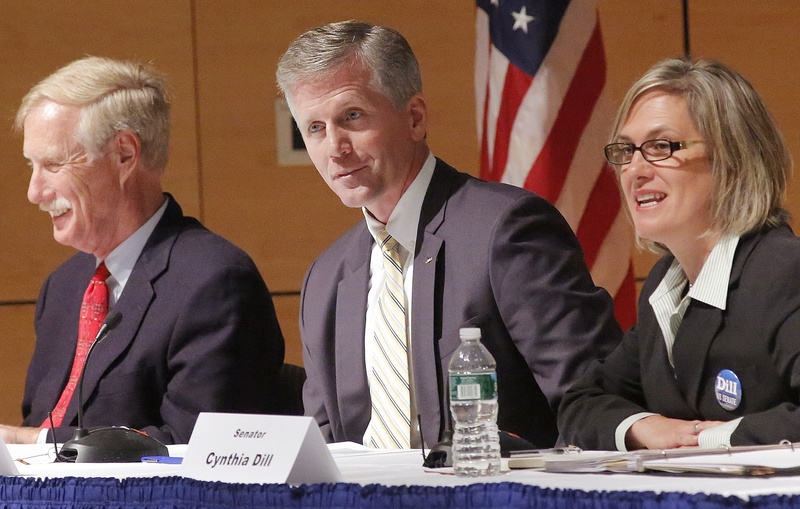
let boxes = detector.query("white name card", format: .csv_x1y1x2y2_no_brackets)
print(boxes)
181,413,341,484
0,437,18,475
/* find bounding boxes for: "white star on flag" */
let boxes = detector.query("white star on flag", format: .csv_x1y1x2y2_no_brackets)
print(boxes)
512,6,535,33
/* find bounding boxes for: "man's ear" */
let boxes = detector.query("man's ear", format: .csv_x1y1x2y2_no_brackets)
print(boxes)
408,94,427,142
115,131,141,184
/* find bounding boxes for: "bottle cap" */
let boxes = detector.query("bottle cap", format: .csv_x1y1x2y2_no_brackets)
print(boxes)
459,327,481,340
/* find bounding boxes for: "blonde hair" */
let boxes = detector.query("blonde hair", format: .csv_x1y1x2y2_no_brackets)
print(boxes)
16,56,171,173
610,58,792,254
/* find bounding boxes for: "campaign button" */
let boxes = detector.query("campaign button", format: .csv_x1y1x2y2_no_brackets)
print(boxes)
715,369,742,411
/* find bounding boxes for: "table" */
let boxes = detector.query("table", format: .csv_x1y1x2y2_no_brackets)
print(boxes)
3,443,800,508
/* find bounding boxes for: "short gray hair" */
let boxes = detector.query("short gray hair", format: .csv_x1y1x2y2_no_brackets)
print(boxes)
276,20,422,110
16,56,171,173
610,58,792,254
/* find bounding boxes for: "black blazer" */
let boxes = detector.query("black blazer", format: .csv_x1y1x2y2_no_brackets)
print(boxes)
23,196,285,444
300,158,622,448
559,223,800,449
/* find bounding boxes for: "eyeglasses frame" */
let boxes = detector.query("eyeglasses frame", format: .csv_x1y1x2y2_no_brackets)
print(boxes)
604,138,703,166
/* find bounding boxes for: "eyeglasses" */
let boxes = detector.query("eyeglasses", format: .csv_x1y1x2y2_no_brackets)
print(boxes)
604,139,703,165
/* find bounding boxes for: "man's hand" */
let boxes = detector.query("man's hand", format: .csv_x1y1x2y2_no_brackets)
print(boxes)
0,425,41,444
626,415,724,450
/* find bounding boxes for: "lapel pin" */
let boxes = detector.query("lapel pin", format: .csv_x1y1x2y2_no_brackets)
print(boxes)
425,257,433,264
715,369,742,411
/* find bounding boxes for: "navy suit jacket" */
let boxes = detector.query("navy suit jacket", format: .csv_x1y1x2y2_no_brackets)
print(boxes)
559,224,800,449
300,159,621,448
22,196,284,444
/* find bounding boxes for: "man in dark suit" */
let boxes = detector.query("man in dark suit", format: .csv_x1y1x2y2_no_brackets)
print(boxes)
276,21,621,449
2,56,284,445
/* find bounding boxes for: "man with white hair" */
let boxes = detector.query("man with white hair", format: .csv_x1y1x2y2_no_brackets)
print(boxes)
4,56,284,445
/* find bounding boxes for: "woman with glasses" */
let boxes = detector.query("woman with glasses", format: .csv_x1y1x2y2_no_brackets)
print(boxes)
558,58,798,450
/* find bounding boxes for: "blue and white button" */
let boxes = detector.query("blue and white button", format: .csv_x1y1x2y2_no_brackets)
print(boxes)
714,369,742,411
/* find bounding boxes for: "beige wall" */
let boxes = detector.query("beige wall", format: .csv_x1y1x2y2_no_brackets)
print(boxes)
1,1,797,425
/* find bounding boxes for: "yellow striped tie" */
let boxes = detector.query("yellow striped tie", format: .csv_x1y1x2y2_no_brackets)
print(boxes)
366,230,411,449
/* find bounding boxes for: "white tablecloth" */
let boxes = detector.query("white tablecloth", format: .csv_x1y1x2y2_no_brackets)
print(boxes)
7,442,800,502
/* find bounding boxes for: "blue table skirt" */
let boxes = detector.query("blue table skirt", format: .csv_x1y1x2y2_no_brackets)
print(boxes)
0,476,794,509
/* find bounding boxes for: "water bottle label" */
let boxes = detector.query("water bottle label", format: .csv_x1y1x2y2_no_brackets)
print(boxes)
449,373,497,401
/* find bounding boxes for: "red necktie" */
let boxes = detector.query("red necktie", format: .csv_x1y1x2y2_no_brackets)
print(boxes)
45,262,111,428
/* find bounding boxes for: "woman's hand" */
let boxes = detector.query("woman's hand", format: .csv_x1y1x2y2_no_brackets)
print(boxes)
625,415,724,450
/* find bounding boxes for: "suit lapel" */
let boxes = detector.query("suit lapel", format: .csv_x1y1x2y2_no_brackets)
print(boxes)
411,159,457,445
671,304,723,407
62,197,181,425
647,325,697,417
636,260,698,417
412,232,444,445
335,226,372,441
671,230,762,411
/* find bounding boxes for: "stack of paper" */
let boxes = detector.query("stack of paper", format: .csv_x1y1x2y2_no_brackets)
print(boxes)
508,442,800,476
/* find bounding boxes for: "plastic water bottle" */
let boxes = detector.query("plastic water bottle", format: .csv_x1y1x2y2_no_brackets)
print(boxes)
448,327,501,477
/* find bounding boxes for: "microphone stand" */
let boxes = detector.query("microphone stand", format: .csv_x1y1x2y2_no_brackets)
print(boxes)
69,309,123,442
58,310,168,463
423,387,454,468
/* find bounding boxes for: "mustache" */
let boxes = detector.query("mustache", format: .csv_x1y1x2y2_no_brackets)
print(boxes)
39,197,72,213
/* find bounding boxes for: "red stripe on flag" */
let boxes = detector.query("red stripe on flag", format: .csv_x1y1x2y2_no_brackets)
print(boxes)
479,86,492,180
613,263,637,331
575,165,620,268
523,24,606,203
477,5,637,324
488,65,533,182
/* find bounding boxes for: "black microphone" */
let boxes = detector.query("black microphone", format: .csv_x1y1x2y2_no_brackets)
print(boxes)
58,310,168,463
72,309,123,439
423,392,455,468
422,384,534,468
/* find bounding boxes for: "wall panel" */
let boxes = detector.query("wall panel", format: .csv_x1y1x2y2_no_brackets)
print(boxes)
272,295,302,367
0,305,35,425
690,1,800,219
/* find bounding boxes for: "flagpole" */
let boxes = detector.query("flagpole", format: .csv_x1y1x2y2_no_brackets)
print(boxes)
682,0,691,58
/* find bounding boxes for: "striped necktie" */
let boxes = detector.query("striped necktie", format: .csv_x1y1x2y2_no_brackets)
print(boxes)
366,230,411,449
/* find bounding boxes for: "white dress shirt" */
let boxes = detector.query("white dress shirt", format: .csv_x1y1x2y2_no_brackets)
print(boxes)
362,152,435,448
104,197,169,304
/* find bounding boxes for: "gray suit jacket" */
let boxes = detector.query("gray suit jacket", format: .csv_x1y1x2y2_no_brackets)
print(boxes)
300,159,621,448
23,196,285,444
559,224,800,449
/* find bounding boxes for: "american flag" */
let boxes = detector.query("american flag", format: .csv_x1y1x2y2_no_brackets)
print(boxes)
475,0,636,329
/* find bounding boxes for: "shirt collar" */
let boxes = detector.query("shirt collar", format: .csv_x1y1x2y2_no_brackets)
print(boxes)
102,196,169,288
364,151,436,252
690,234,739,309
649,234,739,311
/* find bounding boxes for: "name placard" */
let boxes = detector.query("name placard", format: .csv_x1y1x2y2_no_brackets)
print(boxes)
0,437,18,475
181,413,341,484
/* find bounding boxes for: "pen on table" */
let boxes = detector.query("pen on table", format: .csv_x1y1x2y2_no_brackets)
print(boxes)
509,445,582,457
141,456,183,464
